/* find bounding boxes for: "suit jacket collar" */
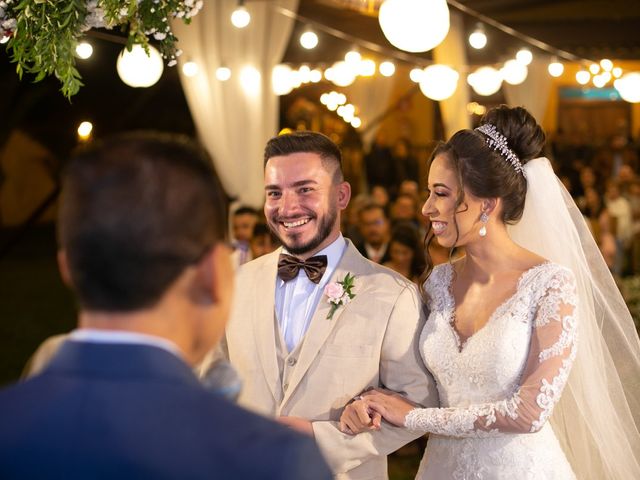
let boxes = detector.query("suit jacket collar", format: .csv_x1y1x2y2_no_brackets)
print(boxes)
44,340,201,387
252,240,375,406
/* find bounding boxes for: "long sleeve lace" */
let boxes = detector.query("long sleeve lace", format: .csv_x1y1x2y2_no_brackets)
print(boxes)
406,268,578,438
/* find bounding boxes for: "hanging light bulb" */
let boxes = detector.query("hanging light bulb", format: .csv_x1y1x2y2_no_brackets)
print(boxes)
182,61,199,77
515,48,533,66
501,59,528,85
358,59,376,77
240,65,261,96
419,64,459,101
614,72,640,103
589,63,600,75
272,64,294,96
576,70,590,85
379,61,396,77
409,67,424,83
467,66,502,96
300,27,319,50
468,23,487,50
77,121,93,141
231,1,251,29
378,0,449,53
216,65,231,81
612,67,623,78
344,49,361,65
75,42,93,59
117,44,164,88
548,58,564,77
600,59,613,72
351,117,362,128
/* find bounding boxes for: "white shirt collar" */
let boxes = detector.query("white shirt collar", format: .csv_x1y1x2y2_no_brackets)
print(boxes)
69,328,183,359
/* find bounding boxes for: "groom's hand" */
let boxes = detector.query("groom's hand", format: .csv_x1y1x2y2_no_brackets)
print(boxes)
339,398,381,435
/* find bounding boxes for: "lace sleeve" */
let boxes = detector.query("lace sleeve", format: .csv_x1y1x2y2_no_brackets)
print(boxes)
405,268,578,438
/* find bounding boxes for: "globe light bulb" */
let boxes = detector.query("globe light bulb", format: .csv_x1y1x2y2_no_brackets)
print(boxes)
468,23,487,50
182,61,199,77
515,48,533,66
77,121,93,140
216,66,231,81
75,42,93,59
576,70,590,85
230,5,250,29
300,29,319,50
379,61,396,77
548,60,564,77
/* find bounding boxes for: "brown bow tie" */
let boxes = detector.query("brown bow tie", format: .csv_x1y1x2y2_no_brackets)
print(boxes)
277,253,328,284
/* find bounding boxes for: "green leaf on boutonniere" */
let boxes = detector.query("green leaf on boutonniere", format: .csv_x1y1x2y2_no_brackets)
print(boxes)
325,272,356,320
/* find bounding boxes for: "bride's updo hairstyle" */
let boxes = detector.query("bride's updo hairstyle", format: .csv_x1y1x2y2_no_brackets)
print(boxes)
421,105,546,286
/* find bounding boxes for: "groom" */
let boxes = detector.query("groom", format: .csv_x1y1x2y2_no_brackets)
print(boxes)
219,131,437,479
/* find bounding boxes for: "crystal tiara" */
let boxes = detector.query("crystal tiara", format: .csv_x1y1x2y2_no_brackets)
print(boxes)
475,123,525,177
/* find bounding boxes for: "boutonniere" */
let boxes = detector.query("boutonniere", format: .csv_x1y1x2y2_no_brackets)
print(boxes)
324,272,356,320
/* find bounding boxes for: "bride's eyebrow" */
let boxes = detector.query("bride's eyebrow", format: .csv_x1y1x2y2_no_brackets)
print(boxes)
430,183,451,190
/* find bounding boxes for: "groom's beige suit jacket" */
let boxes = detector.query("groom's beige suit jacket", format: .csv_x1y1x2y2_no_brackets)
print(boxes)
224,240,438,479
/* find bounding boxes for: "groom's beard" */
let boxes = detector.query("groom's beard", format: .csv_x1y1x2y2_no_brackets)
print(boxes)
270,204,338,256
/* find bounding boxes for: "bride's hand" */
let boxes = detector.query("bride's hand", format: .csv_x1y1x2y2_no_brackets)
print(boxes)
339,398,382,435
361,388,417,427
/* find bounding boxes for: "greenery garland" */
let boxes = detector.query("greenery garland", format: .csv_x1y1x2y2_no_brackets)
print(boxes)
0,0,203,98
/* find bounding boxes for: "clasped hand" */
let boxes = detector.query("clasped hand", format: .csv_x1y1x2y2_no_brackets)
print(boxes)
339,388,417,435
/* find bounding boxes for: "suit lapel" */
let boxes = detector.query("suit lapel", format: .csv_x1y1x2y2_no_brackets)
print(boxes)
252,249,282,403
281,240,370,406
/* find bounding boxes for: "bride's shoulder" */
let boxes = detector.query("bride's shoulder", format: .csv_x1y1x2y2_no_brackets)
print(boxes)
528,261,577,295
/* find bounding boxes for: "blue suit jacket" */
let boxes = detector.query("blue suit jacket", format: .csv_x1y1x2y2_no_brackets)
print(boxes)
0,341,332,480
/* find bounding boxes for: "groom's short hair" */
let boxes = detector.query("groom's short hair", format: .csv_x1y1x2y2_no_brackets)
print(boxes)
263,131,344,183
58,131,228,312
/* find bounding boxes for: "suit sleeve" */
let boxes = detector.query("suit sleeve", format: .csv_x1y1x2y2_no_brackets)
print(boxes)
312,283,438,474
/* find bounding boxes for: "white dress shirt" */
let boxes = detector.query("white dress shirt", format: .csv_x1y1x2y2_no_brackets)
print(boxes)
275,234,347,352
69,328,183,359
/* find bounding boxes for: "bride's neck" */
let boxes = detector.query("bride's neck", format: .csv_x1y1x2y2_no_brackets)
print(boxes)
460,224,522,276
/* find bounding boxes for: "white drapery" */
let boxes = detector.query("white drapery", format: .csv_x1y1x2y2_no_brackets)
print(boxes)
433,11,471,139
172,0,299,208
345,72,396,148
504,58,553,124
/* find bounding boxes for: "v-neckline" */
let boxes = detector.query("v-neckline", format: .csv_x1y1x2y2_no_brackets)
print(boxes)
444,261,550,353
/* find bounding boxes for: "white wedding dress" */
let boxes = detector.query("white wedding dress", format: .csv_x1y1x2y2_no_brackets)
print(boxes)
408,261,577,480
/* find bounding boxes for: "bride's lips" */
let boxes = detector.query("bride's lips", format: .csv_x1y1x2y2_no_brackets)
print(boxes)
431,220,447,235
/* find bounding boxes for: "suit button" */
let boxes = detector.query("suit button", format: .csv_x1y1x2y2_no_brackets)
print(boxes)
287,357,297,366
283,383,289,391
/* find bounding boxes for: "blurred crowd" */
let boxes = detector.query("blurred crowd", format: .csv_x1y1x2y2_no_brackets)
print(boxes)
553,129,640,277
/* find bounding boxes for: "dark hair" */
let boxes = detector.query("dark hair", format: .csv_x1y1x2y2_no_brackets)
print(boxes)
421,105,546,287
390,223,425,278
58,131,228,312
234,206,258,217
263,131,343,183
357,202,388,220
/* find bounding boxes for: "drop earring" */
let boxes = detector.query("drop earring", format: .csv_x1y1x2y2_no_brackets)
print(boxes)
479,212,489,237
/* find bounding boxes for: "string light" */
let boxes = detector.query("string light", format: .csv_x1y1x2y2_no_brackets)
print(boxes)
576,70,590,85
215,66,231,81
468,23,487,49
515,48,532,66
300,27,319,49
231,1,251,29
182,61,199,77
75,42,93,59
77,121,93,141
548,58,564,77
379,61,396,77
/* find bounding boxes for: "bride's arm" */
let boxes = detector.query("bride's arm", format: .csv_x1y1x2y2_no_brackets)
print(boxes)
364,268,578,438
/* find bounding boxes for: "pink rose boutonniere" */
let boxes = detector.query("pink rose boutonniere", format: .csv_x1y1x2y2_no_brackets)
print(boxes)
324,272,356,320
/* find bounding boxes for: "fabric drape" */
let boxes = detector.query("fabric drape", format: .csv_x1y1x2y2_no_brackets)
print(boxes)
173,0,299,207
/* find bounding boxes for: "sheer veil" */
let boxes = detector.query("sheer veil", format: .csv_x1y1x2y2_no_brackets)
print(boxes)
508,157,640,479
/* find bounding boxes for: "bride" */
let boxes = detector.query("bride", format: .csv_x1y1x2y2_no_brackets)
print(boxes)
340,105,640,479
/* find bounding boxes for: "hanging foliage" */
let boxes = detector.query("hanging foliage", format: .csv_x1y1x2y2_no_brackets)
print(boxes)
0,0,203,98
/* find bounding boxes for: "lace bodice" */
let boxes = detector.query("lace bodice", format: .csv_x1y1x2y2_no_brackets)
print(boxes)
406,262,578,438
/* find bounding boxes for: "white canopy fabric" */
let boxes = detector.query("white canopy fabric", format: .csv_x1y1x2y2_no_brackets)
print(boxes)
173,0,299,208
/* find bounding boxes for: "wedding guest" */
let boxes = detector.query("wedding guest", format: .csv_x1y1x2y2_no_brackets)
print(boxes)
250,223,280,259
0,132,331,480
231,205,259,267
355,202,391,264
341,106,640,479
383,224,425,283
204,131,437,478
370,184,390,210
